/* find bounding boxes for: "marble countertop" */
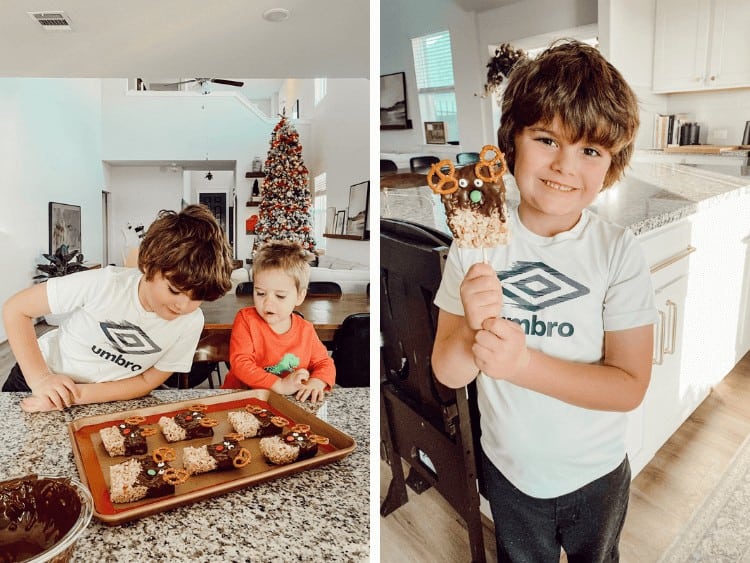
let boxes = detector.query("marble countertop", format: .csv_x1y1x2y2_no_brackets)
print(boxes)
0,387,369,562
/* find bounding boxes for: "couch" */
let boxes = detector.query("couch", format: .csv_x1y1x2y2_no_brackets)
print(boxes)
243,255,369,294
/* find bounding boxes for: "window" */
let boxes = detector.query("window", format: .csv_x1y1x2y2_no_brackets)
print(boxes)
312,172,327,249
411,30,459,144
314,78,328,106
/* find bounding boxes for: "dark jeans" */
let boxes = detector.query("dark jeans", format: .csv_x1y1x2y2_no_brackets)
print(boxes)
482,451,630,563
2,364,31,392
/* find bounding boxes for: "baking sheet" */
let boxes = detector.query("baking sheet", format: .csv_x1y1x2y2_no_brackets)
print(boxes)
67,390,356,525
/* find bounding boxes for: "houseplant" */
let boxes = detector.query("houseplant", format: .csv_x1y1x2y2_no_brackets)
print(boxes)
34,244,88,281
34,244,88,325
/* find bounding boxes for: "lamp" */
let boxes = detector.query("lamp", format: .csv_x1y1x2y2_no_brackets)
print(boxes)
205,171,213,181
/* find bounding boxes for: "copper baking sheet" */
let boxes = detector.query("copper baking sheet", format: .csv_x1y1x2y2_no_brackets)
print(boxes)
67,390,356,525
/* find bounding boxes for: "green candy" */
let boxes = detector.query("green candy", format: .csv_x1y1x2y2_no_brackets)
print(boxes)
470,190,482,203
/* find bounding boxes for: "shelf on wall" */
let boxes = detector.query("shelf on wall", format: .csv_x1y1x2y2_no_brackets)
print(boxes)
246,202,260,207
245,171,264,178
323,233,369,241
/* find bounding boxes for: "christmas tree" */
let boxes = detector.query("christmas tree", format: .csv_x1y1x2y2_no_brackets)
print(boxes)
254,115,316,252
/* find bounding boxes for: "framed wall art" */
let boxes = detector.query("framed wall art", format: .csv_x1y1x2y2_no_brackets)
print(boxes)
345,180,370,240
49,202,81,253
380,72,412,130
424,121,447,144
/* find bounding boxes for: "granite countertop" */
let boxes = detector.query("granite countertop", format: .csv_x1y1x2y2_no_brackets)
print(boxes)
0,387,369,562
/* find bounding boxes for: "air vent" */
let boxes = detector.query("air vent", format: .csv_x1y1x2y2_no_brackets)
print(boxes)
28,11,72,30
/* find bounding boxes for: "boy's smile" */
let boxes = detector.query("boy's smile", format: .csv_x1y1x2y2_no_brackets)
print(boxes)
513,117,612,237
253,268,306,334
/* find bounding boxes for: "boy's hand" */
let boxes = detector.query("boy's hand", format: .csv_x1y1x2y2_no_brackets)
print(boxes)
28,373,79,411
295,377,327,403
460,263,503,330
271,369,310,396
472,317,530,380
20,394,59,413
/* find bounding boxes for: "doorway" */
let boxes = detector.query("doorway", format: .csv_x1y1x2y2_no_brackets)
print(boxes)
199,192,231,246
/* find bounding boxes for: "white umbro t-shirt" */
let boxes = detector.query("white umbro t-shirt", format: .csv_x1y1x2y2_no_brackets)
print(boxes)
434,206,657,498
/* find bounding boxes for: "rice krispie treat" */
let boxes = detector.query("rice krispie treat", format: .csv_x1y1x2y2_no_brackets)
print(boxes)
227,404,287,439
158,404,217,443
182,434,252,475
108,447,189,504
99,416,157,457
259,424,329,466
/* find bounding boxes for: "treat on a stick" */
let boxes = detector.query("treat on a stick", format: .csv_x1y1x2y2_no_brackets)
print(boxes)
227,404,287,438
259,423,329,466
182,434,252,475
427,145,509,249
108,447,189,503
158,404,218,443
99,415,157,457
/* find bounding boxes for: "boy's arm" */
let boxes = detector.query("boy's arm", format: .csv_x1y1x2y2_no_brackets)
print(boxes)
431,310,482,388
307,333,335,389
70,367,173,405
477,319,653,411
2,283,78,408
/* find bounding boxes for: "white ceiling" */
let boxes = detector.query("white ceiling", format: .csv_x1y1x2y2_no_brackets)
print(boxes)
452,0,523,12
0,0,369,79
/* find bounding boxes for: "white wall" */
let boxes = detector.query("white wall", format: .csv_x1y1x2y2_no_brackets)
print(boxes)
380,0,597,154
0,78,105,342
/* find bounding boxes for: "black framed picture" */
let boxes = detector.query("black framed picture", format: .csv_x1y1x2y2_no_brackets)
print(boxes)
425,121,447,144
345,180,370,240
380,72,411,130
291,99,299,119
49,202,81,253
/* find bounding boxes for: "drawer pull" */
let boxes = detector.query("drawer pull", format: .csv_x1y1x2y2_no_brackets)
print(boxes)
650,246,696,274
664,300,677,355
653,310,665,366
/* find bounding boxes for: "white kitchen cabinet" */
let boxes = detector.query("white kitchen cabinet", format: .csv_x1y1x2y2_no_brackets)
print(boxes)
653,0,750,93
628,219,699,476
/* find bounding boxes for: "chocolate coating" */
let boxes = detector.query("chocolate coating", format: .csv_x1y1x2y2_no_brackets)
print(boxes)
439,164,507,221
174,410,214,440
0,476,82,562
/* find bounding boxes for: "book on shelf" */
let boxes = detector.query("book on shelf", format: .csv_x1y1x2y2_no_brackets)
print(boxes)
654,113,691,149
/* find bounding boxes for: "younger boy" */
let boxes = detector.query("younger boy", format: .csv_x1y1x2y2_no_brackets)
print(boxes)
432,40,657,560
221,241,335,402
2,204,234,412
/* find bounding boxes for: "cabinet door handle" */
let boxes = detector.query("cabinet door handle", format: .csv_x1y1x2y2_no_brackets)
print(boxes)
653,310,665,365
650,246,696,274
664,300,677,355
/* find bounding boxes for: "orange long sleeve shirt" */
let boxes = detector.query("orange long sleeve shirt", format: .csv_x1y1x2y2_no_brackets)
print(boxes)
221,307,336,390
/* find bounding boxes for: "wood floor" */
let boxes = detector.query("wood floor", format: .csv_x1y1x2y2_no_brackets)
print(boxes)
380,352,750,563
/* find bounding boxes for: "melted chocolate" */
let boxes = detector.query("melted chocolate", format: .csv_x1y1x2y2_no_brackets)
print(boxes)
116,422,148,456
250,409,283,437
0,476,82,562
133,457,175,499
281,431,318,461
207,437,243,471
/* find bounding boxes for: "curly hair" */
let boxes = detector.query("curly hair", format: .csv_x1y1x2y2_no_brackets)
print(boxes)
497,39,639,189
252,240,314,293
138,204,233,301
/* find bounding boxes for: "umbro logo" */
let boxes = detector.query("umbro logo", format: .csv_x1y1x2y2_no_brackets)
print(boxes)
99,321,161,355
498,261,590,312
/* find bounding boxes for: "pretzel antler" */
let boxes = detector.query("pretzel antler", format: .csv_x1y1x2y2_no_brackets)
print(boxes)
474,145,507,183
427,160,458,195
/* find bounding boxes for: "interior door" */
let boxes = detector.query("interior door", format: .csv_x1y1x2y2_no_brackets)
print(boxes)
199,192,227,235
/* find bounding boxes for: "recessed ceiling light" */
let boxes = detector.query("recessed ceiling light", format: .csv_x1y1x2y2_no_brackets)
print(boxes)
262,8,290,22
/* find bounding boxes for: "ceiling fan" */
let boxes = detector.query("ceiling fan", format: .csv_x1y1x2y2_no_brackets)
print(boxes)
163,78,245,90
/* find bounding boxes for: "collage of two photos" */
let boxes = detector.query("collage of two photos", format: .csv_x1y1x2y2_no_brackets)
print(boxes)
2,0,750,561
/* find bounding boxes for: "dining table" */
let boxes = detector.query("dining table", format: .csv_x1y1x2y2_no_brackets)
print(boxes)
0,386,370,562
194,292,370,363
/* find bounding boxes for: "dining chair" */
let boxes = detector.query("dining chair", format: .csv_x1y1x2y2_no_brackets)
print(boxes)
236,281,253,296
409,156,440,174
330,313,369,387
380,159,398,172
456,152,480,164
307,281,343,298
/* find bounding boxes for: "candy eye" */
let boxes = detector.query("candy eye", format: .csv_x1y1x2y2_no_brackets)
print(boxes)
458,178,469,188
473,178,484,188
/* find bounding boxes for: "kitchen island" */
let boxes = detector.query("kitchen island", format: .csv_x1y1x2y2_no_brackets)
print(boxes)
0,387,369,562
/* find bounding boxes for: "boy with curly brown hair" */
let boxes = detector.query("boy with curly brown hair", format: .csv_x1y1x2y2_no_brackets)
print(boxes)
432,40,657,561
2,204,234,412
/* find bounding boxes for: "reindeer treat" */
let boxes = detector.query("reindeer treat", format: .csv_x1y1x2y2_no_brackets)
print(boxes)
428,145,509,249
109,447,189,503
259,423,329,465
158,404,218,443
182,434,252,475
227,405,288,439
100,416,158,457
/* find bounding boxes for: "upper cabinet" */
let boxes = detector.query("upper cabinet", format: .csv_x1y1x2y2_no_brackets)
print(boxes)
653,0,750,93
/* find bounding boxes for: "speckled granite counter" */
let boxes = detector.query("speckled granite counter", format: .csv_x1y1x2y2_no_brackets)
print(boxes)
0,388,369,562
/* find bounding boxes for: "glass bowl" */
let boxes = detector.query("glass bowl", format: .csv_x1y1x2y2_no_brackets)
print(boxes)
0,474,93,563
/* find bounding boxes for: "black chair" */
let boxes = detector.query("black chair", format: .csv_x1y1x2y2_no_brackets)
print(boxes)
456,152,480,164
380,217,487,562
164,362,220,389
409,156,440,174
331,313,370,387
307,281,342,298
236,281,253,295
380,159,398,172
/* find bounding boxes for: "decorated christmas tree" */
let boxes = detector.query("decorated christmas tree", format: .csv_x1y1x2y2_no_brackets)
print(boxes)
254,115,316,252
